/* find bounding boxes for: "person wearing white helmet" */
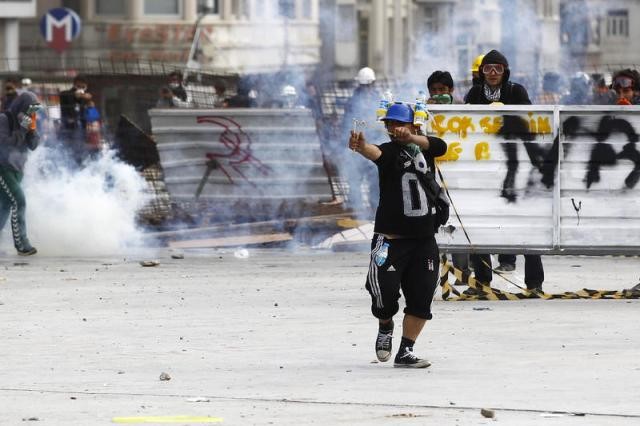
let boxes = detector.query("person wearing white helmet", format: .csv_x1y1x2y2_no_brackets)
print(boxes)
281,84,299,108
340,67,382,214
355,67,376,85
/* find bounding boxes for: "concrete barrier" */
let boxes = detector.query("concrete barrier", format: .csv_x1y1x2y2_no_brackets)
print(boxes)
149,108,333,207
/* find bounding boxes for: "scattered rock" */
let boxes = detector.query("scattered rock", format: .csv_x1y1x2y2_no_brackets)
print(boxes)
234,249,249,259
117,371,125,375
171,253,185,260
70,397,76,400
140,260,160,267
473,307,492,311
159,372,171,381
274,303,278,307
480,408,495,418
22,417,39,422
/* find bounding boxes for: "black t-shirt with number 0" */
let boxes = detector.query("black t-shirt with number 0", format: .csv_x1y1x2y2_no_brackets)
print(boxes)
372,137,448,238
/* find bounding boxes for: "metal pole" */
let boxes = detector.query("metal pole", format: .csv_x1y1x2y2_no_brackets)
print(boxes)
184,10,208,81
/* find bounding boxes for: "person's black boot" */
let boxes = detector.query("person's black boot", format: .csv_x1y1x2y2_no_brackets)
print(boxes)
17,246,37,256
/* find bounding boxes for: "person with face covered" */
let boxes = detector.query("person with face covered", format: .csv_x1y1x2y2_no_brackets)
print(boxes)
157,71,193,108
464,50,531,105
611,69,640,105
0,91,42,255
349,102,447,369
464,50,544,293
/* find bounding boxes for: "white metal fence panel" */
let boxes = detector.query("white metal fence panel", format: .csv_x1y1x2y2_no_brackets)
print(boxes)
426,105,556,252
428,105,640,254
559,107,640,253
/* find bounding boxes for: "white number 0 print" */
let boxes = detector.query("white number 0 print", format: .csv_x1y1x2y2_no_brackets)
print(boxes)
401,172,429,217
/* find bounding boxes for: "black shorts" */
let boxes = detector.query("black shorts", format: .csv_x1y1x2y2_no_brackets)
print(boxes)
365,234,439,320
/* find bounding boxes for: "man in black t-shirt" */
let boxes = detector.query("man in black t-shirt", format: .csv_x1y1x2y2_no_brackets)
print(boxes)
349,102,447,368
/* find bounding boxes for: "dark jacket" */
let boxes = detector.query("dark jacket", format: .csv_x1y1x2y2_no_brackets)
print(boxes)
59,86,88,130
464,49,531,105
0,91,40,172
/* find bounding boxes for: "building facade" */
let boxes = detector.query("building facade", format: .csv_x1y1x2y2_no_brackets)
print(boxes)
561,0,640,72
0,0,37,71
319,0,560,83
14,0,321,74
320,0,459,81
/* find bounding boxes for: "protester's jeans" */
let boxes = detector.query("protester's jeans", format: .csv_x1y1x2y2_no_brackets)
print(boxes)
471,253,544,289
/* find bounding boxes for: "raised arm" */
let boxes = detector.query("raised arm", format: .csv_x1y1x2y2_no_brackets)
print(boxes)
348,130,382,161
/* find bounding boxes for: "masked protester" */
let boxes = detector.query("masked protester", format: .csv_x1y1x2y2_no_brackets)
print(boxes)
0,91,42,256
464,50,544,293
427,71,457,104
611,69,640,105
158,71,193,108
464,50,531,105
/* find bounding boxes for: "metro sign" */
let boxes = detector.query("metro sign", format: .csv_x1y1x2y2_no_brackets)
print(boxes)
39,8,82,53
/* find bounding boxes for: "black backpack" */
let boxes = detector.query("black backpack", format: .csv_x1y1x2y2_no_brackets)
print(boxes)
416,169,450,231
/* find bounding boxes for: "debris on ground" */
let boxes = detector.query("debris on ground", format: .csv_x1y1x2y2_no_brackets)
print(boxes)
159,372,171,381
480,408,495,418
234,248,250,259
170,253,184,259
140,260,160,267
186,397,210,403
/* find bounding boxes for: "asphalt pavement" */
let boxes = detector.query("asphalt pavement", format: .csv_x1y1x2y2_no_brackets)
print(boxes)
0,249,638,425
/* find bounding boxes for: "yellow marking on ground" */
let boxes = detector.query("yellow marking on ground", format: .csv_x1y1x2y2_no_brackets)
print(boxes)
112,415,223,424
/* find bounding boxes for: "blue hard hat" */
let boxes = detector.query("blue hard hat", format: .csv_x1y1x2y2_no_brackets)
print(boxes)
382,102,414,123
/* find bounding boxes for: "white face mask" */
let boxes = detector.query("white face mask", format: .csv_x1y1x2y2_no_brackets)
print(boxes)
75,87,86,94
169,83,180,89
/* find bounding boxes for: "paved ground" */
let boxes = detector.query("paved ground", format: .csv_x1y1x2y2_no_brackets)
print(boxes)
0,249,638,425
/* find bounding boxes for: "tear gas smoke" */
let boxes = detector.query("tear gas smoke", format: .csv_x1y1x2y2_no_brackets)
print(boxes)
14,147,151,256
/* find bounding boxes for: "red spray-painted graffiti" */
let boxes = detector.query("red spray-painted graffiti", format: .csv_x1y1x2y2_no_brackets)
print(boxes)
196,116,271,191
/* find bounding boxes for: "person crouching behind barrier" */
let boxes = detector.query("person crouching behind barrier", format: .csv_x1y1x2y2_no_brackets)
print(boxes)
0,91,42,255
349,102,447,368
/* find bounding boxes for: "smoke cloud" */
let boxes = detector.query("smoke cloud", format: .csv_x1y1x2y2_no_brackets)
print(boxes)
12,147,151,256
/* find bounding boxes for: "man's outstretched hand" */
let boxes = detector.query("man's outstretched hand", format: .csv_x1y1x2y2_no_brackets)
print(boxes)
349,130,366,152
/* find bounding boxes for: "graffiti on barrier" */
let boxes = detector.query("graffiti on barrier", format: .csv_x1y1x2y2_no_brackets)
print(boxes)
562,115,640,190
196,116,270,189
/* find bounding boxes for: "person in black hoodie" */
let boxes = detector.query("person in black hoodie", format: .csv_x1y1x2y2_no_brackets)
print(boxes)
464,49,531,105
0,91,41,255
464,50,544,292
